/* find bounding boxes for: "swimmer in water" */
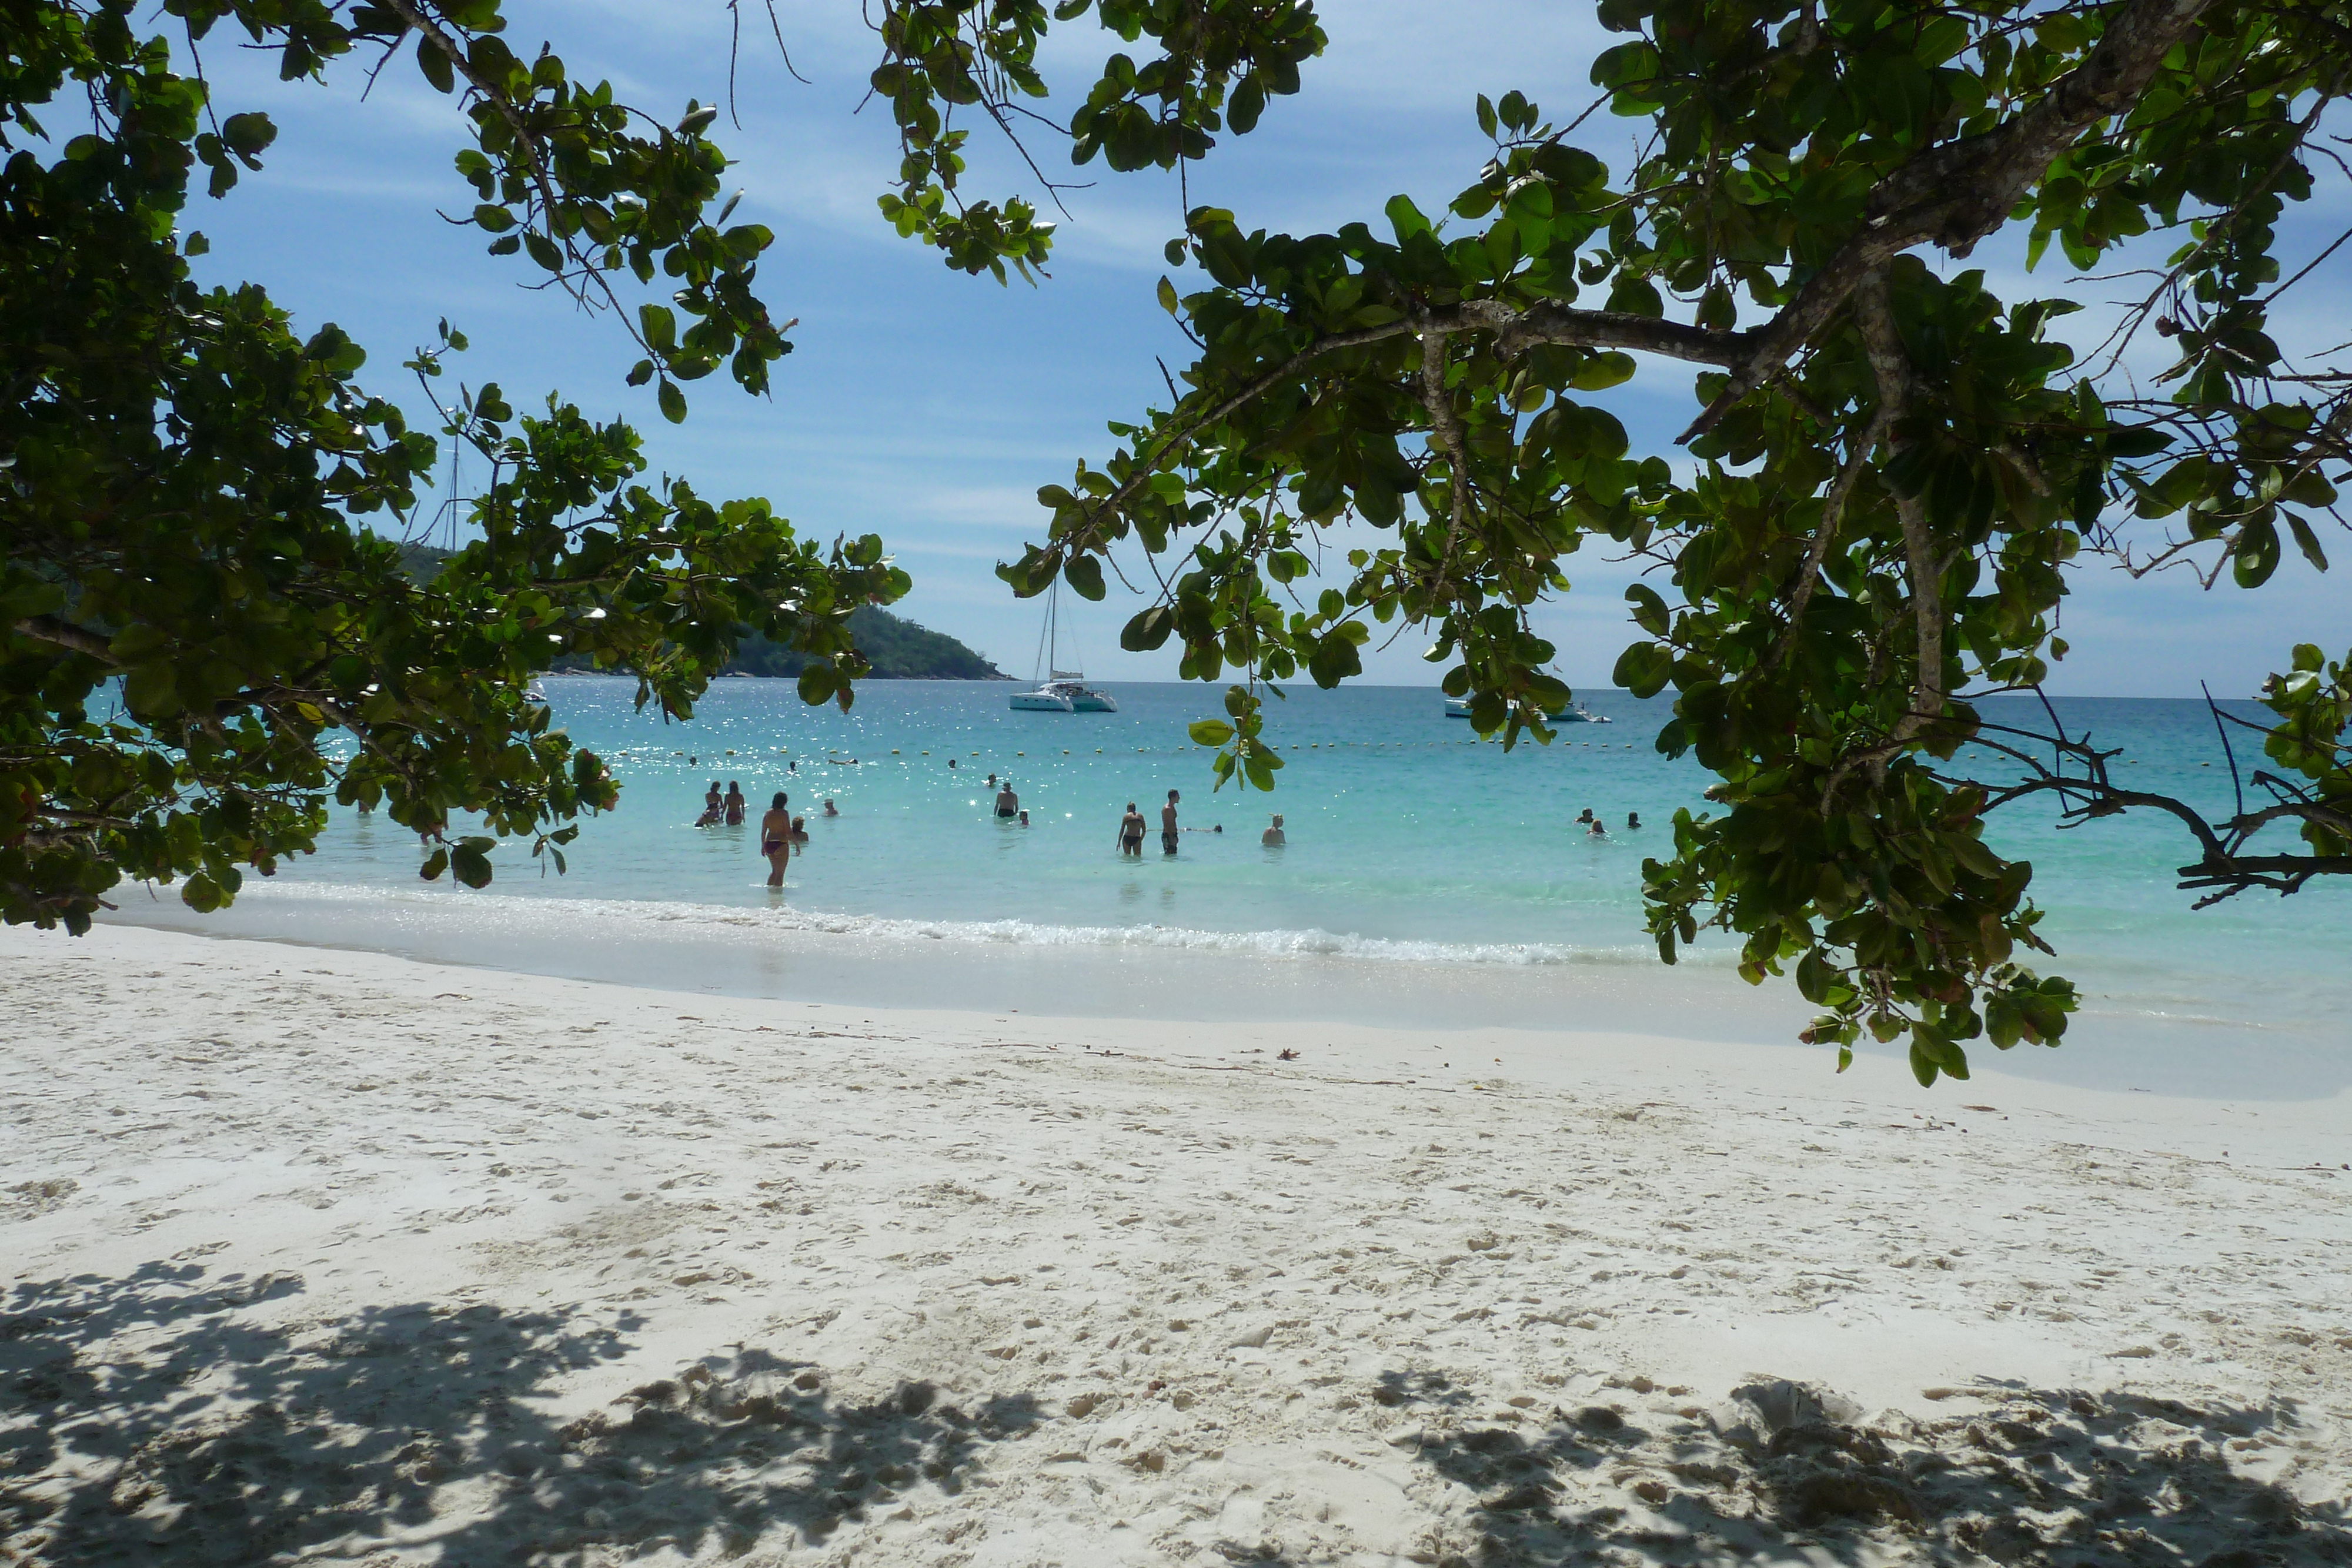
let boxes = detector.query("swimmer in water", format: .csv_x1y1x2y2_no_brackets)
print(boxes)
1262,813,1285,846
1626,810,1641,830
723,780,746,825
995,782,1019,820
1161,789,1180,855
760,792,790,887
1018,809,1030,827
822,799,838,817
1117,801,1145,857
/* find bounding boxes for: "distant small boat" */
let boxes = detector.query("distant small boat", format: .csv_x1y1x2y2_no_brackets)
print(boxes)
1011,579,1119,713
1445,696,1609,722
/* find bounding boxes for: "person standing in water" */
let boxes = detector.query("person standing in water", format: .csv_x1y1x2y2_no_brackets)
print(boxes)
995,781,1019,820
1117,801,1146,856
760,792,791,887
1161,789,1181,855
1262,813,1285,846
723,781,746,825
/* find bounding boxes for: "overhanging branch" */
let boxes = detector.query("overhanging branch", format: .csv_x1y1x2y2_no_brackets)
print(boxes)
1679,0,2220,441
13,616,118,664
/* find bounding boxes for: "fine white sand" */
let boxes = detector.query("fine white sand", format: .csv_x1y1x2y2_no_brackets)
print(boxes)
4,922,2348,1567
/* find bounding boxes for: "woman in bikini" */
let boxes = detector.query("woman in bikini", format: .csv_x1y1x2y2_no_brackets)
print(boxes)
760,792,791,887
1117,801,1146,857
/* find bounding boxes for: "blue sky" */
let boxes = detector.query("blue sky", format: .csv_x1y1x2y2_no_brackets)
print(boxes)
183,1,2346,695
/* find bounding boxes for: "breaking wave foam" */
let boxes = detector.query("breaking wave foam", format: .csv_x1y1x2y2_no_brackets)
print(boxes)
239,878,1720,972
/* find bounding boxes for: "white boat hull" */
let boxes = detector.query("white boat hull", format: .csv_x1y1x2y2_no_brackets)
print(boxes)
1445,697,1609,722
1010,689,1075,711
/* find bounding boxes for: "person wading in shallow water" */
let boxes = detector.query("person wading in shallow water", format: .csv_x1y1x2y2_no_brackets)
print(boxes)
760,792,791,888
1117,801,1146,857
723,781,746,826
1161,789,1181,855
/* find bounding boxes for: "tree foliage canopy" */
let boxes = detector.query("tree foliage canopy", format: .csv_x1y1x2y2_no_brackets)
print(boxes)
2,1,914,930
954,0,2348,1082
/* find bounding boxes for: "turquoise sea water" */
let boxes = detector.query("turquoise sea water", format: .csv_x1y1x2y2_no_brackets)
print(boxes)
108,679,2350,1098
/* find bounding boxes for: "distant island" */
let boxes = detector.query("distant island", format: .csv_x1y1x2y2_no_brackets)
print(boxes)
397,542,1006,680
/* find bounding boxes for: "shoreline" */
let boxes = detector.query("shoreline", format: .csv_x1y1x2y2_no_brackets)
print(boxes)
93,878,2352,1103
6,922,2347,1566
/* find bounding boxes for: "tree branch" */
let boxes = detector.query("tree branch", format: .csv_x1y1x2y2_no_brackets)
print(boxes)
13,616,118,664
1419,325,1471,543
1681,0,2219,440
1816,268,1947,807
1079,300,1754,537
1768,404,1890,671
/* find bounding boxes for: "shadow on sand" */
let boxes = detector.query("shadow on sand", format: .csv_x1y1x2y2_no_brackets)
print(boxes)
1,1262,1038,1566
1378,1369,2349,1566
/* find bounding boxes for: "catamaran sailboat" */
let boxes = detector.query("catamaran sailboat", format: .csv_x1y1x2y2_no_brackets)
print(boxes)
1010,577,1118,713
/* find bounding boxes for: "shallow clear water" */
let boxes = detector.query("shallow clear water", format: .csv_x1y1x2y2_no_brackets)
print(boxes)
113,679,2349,1098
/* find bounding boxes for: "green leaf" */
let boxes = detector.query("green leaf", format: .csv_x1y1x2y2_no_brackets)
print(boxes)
1228,73,1267,135
657,379,687,424
1571,352,1636,390
450,843,493,888
418,38,455,93
180,871,224,913
639,303,677,352
2233,514,2280,588
1188,719,1235,746
2286,513,2330,572
1121,607,1175,651
1384,194,1433,242
1611,641,1673,698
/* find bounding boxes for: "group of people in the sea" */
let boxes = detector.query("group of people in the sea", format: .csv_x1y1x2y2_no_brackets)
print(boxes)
690,780,837,887
1109,788,1276,855
695,755,1633,890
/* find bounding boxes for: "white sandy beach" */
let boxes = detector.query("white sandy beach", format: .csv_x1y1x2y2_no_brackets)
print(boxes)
4,921,2348,1567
